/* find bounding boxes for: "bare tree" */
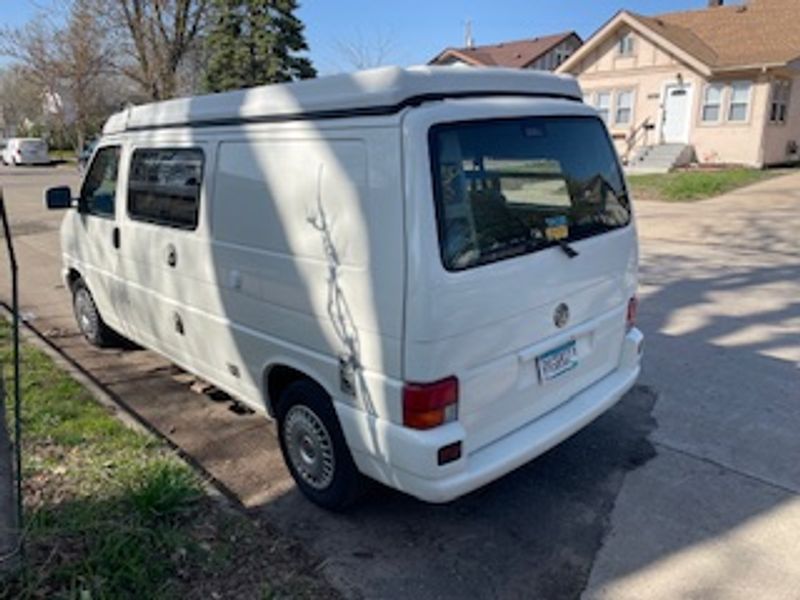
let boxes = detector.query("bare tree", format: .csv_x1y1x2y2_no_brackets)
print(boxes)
0,0,115,149
109,0,209,100
57,0,117,148
0,66,46,138
333,30,398,72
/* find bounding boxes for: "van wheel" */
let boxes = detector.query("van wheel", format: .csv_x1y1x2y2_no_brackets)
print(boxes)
276,380,364,511
72,281,114,347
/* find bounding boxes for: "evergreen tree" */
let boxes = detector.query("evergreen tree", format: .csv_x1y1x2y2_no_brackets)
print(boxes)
204,0,316,92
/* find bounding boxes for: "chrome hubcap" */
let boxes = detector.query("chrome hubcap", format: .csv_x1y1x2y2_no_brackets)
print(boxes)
75,292,94,336
284,405,335,490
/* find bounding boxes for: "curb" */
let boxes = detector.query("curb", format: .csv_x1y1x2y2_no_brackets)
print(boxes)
0,305,241,510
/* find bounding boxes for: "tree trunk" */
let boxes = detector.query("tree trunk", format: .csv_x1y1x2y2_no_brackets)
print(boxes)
0,377,20,578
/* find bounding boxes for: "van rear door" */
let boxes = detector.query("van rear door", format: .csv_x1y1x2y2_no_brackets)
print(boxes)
403,104,637,453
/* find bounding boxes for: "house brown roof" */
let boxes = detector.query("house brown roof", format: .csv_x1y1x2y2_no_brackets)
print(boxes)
630,0,800,70
430,32,580,68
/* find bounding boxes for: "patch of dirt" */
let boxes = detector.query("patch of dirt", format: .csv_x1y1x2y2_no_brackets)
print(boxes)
172,500,342,600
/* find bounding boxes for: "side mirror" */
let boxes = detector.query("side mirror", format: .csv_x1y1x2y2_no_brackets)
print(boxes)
44,186,73,210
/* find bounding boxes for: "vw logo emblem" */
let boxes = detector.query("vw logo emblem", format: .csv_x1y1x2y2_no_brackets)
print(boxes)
554,303,570,328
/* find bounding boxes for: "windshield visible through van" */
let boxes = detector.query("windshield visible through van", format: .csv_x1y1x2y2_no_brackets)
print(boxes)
430,116,631,271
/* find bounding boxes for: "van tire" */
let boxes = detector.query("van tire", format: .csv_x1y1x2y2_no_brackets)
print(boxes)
72,281,115,347
276,380,364,511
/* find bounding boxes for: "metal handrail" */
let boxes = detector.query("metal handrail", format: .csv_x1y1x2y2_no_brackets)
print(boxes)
624,117,655,163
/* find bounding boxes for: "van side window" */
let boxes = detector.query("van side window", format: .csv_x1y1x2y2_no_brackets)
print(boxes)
128,148,204,229
79,145,120,217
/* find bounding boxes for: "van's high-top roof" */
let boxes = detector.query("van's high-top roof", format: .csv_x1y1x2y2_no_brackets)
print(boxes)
103,66,582,134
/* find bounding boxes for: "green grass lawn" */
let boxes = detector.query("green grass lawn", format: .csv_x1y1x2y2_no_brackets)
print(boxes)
0,324,339,600
627,168,793,202
48,149,77,163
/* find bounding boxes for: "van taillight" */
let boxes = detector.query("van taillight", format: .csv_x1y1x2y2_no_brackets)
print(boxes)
403,377,458,430
626,296,639,332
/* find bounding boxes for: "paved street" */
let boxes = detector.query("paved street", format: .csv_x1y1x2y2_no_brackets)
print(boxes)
0,164,798,599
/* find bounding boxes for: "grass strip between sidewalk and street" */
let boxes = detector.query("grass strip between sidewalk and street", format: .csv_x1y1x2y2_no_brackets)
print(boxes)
0,322,340,600
627,168,794,202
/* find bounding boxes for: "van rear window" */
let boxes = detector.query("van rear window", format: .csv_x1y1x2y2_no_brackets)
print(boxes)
430,117,631,271
128,148,204,230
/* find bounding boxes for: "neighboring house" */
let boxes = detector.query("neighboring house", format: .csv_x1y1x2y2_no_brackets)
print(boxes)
558,0,800,169
430,32,582,71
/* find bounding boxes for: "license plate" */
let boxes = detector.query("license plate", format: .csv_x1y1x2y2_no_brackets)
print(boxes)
537,340,578,382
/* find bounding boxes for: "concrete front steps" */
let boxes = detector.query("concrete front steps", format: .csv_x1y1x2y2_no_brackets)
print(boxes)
626,143,695,174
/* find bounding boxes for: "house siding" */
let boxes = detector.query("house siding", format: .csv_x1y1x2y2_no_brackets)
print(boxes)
575,29,701,160
575,27,683,76
529,38,583,71
691,75,770,166
562,24,796,167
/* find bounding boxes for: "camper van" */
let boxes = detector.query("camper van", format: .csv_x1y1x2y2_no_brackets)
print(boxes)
45,67,643,509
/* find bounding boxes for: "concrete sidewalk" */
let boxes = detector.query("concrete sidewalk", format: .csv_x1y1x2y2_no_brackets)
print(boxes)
583,173,800,600
1,165,799,599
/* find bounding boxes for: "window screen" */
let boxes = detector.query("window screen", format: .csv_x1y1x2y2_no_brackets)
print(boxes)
128,148,204,229
728,82,751,122
770,80,791,124
615,90,633,125
595,92,611,124
618,34,635,56
701,84,724,122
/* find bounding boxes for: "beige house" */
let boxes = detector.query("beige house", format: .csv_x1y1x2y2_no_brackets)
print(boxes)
430,32,582,71
557,0,800,168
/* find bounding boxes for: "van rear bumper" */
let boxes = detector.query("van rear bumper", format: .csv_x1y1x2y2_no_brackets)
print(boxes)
342,328,644,503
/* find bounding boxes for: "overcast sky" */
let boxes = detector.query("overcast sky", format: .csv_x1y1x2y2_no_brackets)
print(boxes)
2,0,720,73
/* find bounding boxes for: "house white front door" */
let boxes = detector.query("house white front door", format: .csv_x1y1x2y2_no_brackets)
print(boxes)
662,83,692,143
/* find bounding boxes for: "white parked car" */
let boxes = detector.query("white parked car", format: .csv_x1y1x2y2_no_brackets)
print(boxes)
45,67,643,509
2,137,50,165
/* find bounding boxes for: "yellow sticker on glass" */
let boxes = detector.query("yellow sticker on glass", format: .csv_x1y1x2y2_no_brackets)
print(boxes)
545,216,569,241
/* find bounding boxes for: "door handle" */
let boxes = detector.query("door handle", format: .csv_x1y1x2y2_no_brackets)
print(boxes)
166,243,177,268
112,227,120,249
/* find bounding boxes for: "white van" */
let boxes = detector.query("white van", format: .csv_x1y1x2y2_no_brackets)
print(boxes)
45,67,643,509
3,137,49,165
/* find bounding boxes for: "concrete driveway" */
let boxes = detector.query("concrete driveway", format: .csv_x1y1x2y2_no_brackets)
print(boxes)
0,164,798,599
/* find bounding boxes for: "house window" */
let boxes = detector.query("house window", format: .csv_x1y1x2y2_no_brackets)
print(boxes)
728,81,751,122
701,84,724,123
618,33,635,56
595,92,611,123
555,47,571,67
615,90,634,125
770,80,791,123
